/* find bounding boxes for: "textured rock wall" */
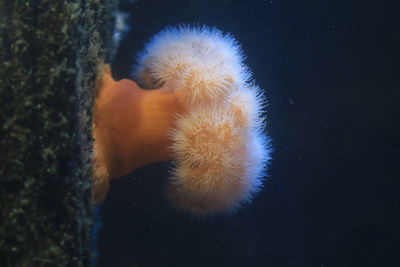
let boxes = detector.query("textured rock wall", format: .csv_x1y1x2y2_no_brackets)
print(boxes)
0,1,116,266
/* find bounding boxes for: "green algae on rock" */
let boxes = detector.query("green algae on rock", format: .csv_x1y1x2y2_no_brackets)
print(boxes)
0,0,117,266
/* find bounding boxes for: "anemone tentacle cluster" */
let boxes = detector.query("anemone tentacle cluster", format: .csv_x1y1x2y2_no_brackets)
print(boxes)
133,26,271,215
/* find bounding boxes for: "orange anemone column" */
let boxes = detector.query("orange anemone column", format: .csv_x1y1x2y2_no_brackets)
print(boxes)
92,65,185,203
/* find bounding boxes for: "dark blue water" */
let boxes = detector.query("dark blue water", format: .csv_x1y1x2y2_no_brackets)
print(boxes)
96,1,400,266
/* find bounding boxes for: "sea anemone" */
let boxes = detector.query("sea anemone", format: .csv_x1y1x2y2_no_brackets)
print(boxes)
133,26,250,106
92,26,271,215
167,88,269,214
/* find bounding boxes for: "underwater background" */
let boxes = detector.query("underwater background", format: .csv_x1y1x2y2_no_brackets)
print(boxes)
96,0,399,266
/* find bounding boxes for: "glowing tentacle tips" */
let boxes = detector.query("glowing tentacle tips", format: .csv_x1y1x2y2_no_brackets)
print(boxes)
133,26,272,215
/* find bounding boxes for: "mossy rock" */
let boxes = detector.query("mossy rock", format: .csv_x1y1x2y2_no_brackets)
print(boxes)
0,1,117,266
